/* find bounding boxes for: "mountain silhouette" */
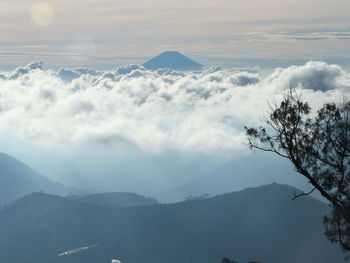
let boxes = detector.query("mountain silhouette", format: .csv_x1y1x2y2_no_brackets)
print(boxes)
70,192,157,208
0,184,344,263
0,153,75,204
143,51,203,71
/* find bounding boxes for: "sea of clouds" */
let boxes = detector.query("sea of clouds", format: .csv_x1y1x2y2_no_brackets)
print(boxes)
0,61,349,155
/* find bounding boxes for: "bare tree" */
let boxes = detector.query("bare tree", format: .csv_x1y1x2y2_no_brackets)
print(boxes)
245,90,350,254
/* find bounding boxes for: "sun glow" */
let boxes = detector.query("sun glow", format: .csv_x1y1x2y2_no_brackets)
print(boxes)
30,2,54,27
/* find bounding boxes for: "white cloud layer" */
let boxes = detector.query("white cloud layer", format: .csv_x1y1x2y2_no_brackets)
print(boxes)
0,61,349,154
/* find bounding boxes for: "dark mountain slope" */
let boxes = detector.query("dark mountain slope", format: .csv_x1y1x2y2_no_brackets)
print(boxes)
0,184,344,263
0,153,72,204
143,51,203,71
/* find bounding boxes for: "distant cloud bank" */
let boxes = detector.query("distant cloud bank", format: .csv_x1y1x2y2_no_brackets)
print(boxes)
0,61,348,154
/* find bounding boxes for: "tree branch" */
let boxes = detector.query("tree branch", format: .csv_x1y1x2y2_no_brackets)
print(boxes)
292,187,316,200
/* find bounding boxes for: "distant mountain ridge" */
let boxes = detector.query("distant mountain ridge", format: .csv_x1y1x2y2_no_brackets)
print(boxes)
0,153,158,208
0,183,344,263
143,51,203,71
70,192,158,207
0,153,74,204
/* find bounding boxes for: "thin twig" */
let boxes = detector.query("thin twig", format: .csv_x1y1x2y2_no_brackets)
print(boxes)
292,187,317,200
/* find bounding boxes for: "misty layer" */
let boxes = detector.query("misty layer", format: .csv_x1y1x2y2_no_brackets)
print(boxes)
0,61,348,154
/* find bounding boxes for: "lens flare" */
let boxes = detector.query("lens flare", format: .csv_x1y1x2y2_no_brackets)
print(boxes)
30,2,54,27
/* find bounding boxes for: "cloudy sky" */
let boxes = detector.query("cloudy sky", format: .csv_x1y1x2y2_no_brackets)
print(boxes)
1,1,350,200
1,0,350,68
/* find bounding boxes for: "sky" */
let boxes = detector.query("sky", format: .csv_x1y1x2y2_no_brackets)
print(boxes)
1,0,350,69
1,1,350,201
